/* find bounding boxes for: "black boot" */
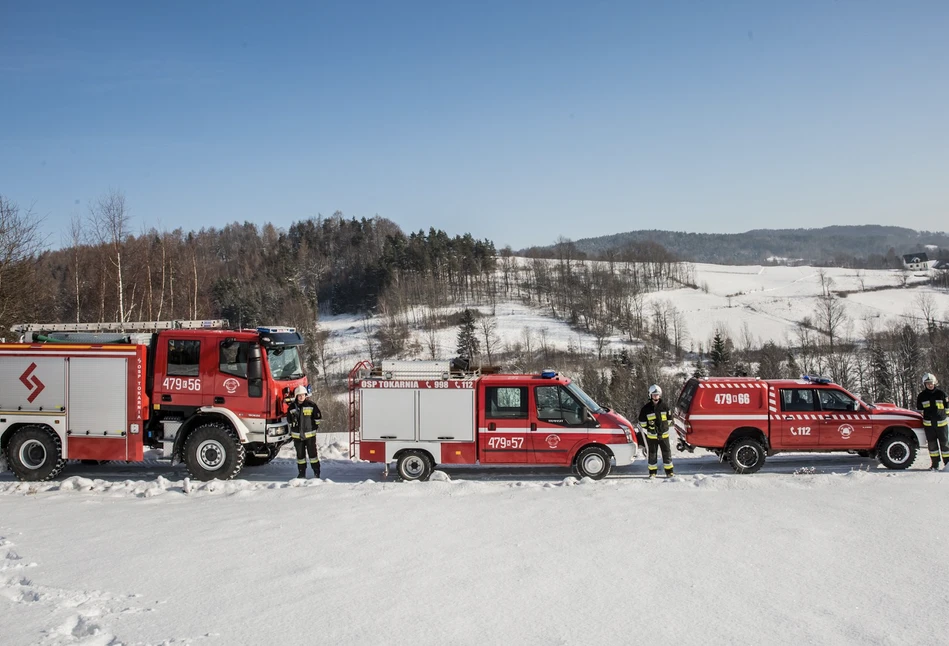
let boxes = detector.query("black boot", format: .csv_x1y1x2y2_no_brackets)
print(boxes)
312,463,321,479
297,468,306,479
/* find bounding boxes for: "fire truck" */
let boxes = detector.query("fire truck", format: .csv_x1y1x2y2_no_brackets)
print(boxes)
673,375,926,473
348,360,637,480
1,320,308,482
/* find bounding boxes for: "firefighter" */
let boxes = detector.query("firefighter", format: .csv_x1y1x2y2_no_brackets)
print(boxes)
638,384,674,478
287,385,322,478
916,373,949,471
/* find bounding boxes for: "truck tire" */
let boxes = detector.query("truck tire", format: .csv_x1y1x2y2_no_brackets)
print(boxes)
576,446,612,480
397,450,433,481
243,445,279,467
183,423,246,481
728,438,766,474
7,426,67,482
877,433,916,470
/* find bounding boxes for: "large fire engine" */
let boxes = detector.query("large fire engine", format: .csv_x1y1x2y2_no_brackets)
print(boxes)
1,320,308,481
673,375,926,473
348,360,637,480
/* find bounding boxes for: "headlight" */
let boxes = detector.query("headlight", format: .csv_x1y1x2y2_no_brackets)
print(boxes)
619,424,632,443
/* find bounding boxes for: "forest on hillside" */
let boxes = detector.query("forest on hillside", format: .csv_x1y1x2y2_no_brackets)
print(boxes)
4,191,949,429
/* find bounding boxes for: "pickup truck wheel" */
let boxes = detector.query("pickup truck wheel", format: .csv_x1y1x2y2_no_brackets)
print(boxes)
397,450,433,481
184,423,246,481
728,438,766,474
877,434,916,470
576,446,612,480
7,426,67,482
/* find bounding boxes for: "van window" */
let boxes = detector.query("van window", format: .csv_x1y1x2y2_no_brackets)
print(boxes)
676,378,699,415
535,385,585,425
780,388,817,412
485,386,528,419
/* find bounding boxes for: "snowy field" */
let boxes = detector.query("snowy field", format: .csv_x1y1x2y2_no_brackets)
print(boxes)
2,441,949,646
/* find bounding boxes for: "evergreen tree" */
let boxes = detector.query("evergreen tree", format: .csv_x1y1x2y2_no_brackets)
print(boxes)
456,308,480,360
709,330,731,377
756,341,784,379
869,343,892,403
786,351,801,379
692,354,707,378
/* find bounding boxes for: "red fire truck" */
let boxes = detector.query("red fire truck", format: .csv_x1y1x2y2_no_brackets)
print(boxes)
1,320,308,481
673,375,926,473
348,360,637,480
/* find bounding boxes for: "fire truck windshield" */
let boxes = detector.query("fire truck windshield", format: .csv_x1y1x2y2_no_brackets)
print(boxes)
566,382,605,414
267,346,305,380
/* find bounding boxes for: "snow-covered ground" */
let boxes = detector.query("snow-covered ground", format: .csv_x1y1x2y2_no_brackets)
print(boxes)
2,442,948,645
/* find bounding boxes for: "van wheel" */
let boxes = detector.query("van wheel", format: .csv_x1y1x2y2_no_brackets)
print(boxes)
576,446,612,480
397,450,433,481
877,433,916,470
7,426,67,482
184,423,246,481
728,438,766,474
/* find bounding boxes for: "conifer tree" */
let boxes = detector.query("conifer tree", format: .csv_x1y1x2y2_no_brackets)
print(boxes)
709,330,731,377
456,308,480,360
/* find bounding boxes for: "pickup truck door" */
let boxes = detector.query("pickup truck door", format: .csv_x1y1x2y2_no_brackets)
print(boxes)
776,388,819,447
817,388,872,448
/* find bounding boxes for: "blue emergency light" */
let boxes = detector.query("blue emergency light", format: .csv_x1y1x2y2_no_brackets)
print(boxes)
801,374,833,384
541,370,558,378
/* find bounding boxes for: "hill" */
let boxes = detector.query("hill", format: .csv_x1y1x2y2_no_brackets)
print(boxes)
521,225,949,265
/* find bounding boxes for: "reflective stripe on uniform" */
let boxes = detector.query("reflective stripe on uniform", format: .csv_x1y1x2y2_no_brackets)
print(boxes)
661,433,669,439
646,413,656,420
923,401,931,408
923,420,932,426
664,463,674,470
297,459,307,464
930,451,940,457
939,419,948,427
646,434,658,440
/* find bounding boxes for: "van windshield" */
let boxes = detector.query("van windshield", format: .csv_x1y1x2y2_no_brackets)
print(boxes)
566,382,605,414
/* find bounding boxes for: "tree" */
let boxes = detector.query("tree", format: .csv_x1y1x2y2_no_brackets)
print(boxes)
479,315,499,366
709,330,731,377
456,308,480,360
0,195,45,334
756,341,784,379
88,189,131,322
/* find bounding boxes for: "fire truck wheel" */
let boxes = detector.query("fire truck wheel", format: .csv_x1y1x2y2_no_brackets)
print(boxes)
727,438,766,474
184,423,246,481
877,433,916,470
576,446,612,480
7,426,67,482
397,450,433,481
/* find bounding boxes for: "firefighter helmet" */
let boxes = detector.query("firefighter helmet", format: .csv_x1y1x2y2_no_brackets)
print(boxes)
294,385,308,397
648,384,662,397
922,373,938,386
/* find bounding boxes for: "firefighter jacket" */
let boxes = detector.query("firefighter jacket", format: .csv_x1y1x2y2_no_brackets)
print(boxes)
917,387,949,429
287,398,322,439
638,399,671,440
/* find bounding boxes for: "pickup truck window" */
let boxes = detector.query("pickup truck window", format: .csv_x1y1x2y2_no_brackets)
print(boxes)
780,388,817,412
819,389,856,412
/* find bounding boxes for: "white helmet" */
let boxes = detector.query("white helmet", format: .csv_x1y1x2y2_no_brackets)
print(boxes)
922,373,938,386
294,385,308,397
648,384,662,397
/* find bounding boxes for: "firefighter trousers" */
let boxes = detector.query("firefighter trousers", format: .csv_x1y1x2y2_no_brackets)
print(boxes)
646,432,674,476
293,436,320,477
925,425,949,469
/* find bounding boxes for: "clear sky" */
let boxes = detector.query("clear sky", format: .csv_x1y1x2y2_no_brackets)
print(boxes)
2,0,948,250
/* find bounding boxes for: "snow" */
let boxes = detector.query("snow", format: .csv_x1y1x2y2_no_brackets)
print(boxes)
3,447,949,645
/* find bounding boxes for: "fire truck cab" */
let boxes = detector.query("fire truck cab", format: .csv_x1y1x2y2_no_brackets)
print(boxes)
350,360,637,480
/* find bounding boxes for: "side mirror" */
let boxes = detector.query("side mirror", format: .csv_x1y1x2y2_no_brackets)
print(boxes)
583,409,599,427
247,345,263,398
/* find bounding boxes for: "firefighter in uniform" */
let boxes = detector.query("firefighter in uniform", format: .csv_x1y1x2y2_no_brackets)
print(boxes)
638,384,674,478
287,385,322,478
916,373,949,471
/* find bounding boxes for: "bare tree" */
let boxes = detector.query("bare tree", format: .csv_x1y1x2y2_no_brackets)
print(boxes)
0,196,45,333
815,293,848,352
479,315,500,366
68,214,84,322
88,189,131,322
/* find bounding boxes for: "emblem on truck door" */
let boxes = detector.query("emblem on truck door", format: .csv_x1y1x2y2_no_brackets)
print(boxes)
223,378,240,394
546,434,561,449
19,362,45,403
838,424,854,439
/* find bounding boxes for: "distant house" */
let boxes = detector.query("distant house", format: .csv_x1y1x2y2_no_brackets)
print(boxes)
902,253,929,271
934,260,949,271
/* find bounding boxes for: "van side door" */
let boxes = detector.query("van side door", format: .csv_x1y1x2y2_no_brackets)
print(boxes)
479,384,530,464
531,384,589,465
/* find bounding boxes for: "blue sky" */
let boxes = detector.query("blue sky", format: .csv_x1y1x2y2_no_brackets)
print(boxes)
2,1,947,250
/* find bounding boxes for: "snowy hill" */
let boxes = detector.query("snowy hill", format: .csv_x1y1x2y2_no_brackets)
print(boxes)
316,261,944,380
